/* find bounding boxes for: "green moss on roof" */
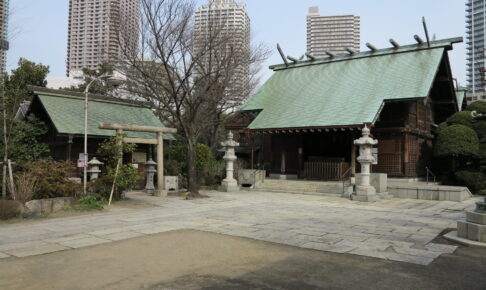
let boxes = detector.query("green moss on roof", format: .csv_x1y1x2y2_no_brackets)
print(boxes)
36,92,174,140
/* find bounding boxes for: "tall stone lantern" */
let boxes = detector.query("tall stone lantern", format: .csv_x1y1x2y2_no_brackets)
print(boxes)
352,125,379,202
219,131,240,192
87,157,103,181
145,159,157,195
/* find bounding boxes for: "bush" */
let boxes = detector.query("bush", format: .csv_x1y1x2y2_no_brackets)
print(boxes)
166,142,223,186
9,172,38,204
466,100,486,114
455,170,486,193
0,200,23,220
90,164,139,199
435,125,479,157
446,111,474,127
74,195,105,211
18,160,81,199
472,121,486,139
94,134,139,200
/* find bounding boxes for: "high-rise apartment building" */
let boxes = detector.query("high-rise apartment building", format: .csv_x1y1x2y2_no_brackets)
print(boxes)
466,0,486,103
0,0,9,72
194,0,250,98
66,0,140,76
306,7,360,57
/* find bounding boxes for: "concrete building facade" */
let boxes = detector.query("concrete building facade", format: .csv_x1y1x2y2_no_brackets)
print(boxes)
466,0,486,103
66,0,140,76
194,0,250,99
0,0,9,72
306,6,360,57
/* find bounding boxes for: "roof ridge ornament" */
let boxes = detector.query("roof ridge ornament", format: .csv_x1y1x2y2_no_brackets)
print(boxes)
389,39,400,49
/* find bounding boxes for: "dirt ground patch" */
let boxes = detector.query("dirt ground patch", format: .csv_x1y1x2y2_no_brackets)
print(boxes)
0,230,485,290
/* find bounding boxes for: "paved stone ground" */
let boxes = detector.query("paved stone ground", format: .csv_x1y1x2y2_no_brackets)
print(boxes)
0,191,479,265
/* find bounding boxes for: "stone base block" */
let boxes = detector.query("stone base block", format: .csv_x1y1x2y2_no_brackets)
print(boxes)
457,219,486,242
154,189,167,197
218,185,240,192
351,194,379,202
466,210,486,225
356,173,387,193
377,192,392,200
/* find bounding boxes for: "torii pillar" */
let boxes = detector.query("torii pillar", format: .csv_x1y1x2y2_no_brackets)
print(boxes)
99,123,177,197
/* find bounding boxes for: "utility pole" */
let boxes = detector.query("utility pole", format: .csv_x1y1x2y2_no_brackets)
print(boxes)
1,39,9,198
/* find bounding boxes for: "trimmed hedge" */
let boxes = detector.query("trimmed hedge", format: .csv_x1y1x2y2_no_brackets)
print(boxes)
446,111,474,127
455,170,486,194
466,100,486,114
434,125,479,157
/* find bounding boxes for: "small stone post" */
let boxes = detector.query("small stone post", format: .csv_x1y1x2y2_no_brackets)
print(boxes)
219,131,240,192
352,125,379,202
145,158,157,195
87,157,103,181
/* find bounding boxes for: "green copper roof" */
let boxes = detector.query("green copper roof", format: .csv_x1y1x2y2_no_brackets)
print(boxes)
35,91,175,140
243,38,462,130
455,88,468,111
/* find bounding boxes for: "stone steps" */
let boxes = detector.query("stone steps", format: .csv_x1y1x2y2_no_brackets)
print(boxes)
253,179,345,195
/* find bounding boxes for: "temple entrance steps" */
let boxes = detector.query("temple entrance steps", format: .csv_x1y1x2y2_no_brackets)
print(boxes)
252,179,345,196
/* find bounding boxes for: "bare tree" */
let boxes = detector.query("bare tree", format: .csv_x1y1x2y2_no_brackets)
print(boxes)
115,0,268,197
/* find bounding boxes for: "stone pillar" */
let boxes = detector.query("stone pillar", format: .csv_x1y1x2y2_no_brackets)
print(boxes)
145,158,157,195
219,131,240,192
155,132,167,197
352,125,379,202
87,157,103,181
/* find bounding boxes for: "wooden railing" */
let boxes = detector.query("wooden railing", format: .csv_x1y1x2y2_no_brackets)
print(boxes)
304,162,349,181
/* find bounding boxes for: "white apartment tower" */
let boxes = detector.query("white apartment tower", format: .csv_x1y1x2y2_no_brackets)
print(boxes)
194,0,250,98
466,0,486,102
0,0,9,72
307,7,360,57
66,0,140,76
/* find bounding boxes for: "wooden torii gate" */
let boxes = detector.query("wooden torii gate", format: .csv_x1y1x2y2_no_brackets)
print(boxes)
99,122,177,197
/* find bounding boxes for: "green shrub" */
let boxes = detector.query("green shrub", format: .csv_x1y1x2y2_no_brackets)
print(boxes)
435,125,479,157
447,111,474,127
455,170,486,193
18,160,81,199
90,164,139,199
0,200,23,220
435,122,448,136
472,121,486,139
94,134,139,199
75,195,105,211
166,142,223,186
466,100,486,114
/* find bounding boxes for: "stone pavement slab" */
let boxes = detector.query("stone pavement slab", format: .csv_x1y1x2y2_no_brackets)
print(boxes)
59,237,111,248
0,190,479,265
5,244,69,258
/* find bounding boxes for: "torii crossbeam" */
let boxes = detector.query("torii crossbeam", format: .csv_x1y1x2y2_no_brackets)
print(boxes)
99,122,177,197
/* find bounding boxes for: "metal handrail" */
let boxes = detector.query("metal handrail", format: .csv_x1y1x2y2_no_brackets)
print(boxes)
341,167,354,196
425,166,436,184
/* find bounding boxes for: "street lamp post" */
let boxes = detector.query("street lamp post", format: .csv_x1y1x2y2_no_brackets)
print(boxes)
83,74,123,195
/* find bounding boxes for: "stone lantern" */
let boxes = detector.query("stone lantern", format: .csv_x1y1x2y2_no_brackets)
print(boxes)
87,157,103,181
219,131,240,192
457,198,486,243
352,125,379,202
145,159,157,195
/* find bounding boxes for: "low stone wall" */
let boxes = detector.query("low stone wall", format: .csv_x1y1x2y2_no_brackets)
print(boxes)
25,197,75,215
388,184,472,202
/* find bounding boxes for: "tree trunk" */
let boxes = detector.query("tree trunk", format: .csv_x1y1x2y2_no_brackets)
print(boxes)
186,136,201,197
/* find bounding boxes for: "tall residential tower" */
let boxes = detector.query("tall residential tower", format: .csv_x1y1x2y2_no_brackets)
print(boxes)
306,7,360,57
194,0,250,98
466,0,486,102
66,0,140,76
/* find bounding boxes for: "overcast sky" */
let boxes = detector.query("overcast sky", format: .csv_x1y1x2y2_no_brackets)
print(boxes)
8,0,466,85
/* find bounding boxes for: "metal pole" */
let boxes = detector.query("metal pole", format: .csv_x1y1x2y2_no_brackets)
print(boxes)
156,132,164,196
